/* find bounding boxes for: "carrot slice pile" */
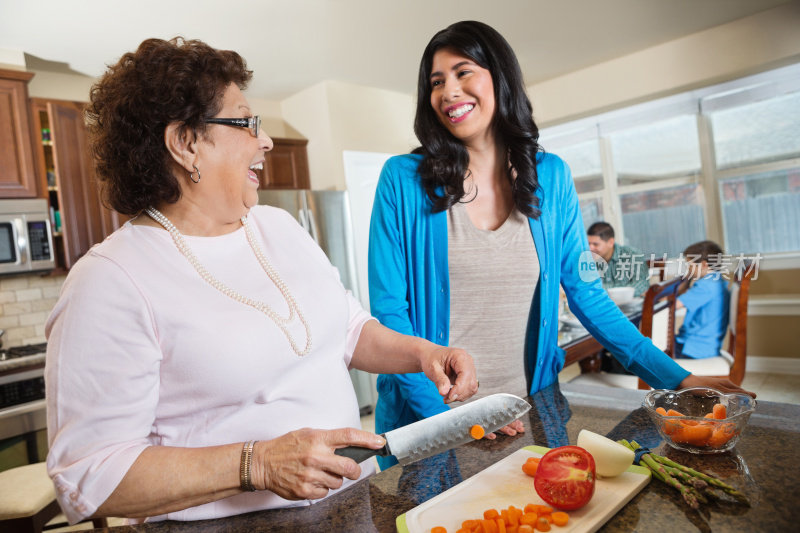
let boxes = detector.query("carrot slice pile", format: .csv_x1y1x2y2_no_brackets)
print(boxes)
443,502,570,532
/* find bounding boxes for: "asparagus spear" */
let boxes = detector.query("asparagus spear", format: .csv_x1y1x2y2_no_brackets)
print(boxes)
628,440,750,505
621,440,700,509
647,452,749,503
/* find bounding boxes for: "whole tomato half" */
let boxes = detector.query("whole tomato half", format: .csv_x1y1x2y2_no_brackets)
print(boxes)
533,445,596,511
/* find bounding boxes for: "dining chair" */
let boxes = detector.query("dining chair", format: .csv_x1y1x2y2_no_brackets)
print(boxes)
669,265,754,385
646,255,668,283
0,462,108,533
636,276,687,388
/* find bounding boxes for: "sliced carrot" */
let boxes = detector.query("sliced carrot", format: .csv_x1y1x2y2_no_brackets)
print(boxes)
535,516,551,531
507,506,521,527
551,511,569,526
463,520,479,530
661,418,680,435
506,527,519,533
671,424,713,446
483,518,498,533
484,509,500,520
666,408,686,417
518,526,535,533
496,518,507,533
707,428,731,448
522,460,539,477
655,406,667,416
431,527,447,533
471,424,486,440
520,513,538,526
713,403,727,420
708,423,737,448
523,503,537,514
539,514,553,524
455,529,470,533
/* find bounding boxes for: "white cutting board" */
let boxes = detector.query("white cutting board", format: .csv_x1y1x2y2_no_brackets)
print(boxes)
397,445,650,533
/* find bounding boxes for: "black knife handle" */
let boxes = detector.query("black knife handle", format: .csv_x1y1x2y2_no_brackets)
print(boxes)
335,434,390,463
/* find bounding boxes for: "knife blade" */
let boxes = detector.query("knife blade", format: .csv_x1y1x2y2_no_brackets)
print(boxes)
335,393,531,465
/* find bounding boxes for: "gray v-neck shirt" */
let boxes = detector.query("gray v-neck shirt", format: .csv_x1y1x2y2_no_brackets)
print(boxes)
447,202,540,400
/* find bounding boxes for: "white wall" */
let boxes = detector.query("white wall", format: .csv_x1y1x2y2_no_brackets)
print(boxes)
281,82,338,189
282,80,414,190
326,81,416,156
529,2,800,126
27,70,95,102
247,96,304,139
0,48,26,69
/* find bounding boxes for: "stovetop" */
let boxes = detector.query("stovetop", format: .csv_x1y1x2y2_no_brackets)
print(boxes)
0,342,48,361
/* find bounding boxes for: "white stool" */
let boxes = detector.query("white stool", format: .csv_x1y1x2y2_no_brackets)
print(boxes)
0,462,108,532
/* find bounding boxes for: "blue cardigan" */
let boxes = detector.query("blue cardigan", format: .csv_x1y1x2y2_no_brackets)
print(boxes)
368,153,689,445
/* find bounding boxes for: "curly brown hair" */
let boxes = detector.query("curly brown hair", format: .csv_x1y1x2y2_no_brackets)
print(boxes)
86,37,252,215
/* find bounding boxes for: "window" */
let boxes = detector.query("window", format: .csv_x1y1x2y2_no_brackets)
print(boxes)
556,140,603,193
540,63,800,260
709,91,800,169
620,184,706,257
579,197,604,230
720,168,800,255
609,115,702,185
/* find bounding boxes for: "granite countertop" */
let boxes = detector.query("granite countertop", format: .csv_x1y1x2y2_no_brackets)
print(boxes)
93,382,800,532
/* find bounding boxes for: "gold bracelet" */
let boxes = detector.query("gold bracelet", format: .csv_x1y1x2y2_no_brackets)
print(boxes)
239,440,257,492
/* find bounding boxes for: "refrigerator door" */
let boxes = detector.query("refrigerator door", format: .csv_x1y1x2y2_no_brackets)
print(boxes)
257,190,310,233
306,190,360,302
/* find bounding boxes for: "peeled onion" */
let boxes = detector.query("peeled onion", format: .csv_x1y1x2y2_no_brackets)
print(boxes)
576,429,634,478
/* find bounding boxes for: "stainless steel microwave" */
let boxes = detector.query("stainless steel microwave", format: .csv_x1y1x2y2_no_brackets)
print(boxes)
0,199,56,275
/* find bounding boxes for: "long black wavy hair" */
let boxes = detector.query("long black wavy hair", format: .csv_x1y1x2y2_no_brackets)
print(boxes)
414,20,542,218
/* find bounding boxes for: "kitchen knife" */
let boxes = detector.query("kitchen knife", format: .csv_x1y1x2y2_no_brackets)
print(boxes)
335,393,531,465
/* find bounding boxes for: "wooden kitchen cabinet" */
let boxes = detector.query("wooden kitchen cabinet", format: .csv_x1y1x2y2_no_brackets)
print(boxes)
0,69,38,197
257,137,310,189
30,98,127,270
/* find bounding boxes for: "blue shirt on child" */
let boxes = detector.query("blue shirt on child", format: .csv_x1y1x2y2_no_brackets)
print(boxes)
676,273,730,358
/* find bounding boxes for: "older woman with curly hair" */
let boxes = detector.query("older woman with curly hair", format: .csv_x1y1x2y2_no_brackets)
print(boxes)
44,37,478,524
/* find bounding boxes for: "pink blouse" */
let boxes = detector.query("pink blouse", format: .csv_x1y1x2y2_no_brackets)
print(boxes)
45,206,374,523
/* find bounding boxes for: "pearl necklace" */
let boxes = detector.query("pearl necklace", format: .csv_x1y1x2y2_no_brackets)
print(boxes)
145,207,312,356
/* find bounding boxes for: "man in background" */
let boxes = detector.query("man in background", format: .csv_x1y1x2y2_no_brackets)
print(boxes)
587,222,649,298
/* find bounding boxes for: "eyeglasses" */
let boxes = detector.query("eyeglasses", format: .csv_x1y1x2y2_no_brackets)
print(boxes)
205,115,261,137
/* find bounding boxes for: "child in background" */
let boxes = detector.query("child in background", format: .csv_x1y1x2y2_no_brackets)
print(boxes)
676,240,730,359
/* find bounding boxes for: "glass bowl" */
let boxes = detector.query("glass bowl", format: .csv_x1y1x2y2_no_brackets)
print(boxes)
643,387,756,454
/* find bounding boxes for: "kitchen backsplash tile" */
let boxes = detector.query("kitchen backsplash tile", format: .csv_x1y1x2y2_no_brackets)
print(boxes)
0,273,66,346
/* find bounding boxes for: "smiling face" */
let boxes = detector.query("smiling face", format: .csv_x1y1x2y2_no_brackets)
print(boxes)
192,84,273,221
429,48,496,149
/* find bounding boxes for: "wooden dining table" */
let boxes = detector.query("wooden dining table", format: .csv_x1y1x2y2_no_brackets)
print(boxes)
558,299,652,371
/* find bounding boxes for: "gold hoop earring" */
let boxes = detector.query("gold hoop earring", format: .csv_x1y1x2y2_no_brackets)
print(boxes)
189,165,201,184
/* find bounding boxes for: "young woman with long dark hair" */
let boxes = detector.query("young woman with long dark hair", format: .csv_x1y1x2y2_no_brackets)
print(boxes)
368,20,753,469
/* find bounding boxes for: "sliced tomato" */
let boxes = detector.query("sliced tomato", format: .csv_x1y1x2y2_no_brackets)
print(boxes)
533,445,596,511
